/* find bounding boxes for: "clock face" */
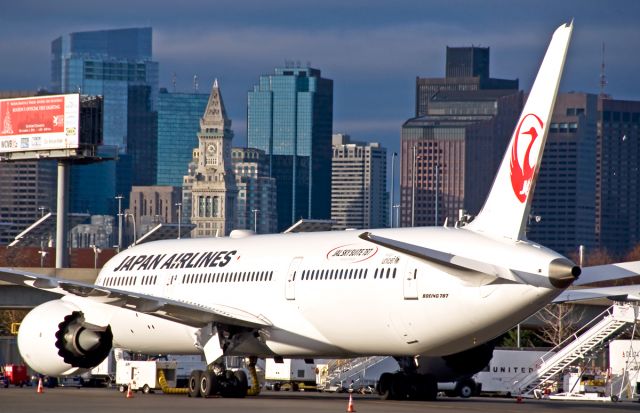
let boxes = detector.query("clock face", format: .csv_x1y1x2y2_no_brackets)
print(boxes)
207,143,216,153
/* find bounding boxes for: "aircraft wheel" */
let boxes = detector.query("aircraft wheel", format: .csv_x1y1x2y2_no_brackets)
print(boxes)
377,372,393,400
391,373,408,400
233,370,248,398
142,384,151,394
188,370,202,398
199,371,217,397
456,379,475,398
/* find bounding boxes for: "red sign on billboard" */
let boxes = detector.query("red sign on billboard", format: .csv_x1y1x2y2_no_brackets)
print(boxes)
0,94,79,153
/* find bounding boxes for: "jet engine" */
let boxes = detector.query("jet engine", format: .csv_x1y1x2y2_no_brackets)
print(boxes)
17,299,113,376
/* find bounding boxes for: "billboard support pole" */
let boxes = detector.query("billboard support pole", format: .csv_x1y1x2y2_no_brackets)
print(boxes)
55,160,70,268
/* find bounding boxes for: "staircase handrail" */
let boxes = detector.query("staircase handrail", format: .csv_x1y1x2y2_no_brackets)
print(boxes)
511,304,618,389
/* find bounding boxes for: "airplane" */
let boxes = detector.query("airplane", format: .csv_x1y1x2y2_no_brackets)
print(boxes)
0,21,587,401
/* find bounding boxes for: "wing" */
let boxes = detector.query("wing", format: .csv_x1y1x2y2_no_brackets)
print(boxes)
0,267,271,329
574,261,640,286
553,261,640,303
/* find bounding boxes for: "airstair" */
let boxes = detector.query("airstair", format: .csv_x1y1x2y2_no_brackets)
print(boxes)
512,304,639,396
326,356,392,387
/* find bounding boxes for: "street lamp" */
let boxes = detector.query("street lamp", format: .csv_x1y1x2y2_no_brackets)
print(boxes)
115,195,124,252
125,212,137,246
175,202,182,239
90,244,102,268
38,250,48,268
252,209,260,233
389,152,397,228
393,204,400,228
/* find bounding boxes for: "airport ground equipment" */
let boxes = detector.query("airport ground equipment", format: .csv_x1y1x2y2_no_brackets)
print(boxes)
116,360,178,394
513,304,639,397
265,358,318,391
1,364,29,387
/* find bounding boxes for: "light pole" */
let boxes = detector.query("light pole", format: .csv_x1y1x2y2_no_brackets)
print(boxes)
393,204,400,228
389,152,397,228
125,212,137,246
411,145,416,227
435,163,439,226
38,250,48,268
175,202,182,239
115,195,123,252
252,209,260,233
90,244,102,268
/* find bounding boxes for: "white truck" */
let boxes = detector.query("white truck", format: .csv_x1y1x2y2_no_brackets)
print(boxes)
265,358,318,391
115,360,178,393
474,348,551,396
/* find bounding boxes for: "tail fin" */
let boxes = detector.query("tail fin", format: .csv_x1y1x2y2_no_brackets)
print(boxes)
467,21,573,241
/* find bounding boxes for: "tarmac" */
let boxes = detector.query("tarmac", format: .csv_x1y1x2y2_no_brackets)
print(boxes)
2,387,640,413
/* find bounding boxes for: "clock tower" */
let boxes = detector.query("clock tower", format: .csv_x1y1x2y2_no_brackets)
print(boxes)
186,79,237,237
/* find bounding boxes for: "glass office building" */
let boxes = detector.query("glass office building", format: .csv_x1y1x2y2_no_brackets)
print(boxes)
51,27,158,215
247,66,333,231
156,89,209,186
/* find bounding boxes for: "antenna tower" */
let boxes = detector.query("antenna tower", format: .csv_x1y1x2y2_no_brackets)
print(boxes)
599,42,609,99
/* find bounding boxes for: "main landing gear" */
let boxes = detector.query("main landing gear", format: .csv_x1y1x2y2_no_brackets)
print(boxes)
377,372,438,401
188,362,248,398
377,357,438,401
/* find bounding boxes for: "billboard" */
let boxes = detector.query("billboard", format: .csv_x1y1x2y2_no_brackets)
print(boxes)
0,94,80,154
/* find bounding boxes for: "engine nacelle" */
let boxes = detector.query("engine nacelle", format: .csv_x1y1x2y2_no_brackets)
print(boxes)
18,299,113,376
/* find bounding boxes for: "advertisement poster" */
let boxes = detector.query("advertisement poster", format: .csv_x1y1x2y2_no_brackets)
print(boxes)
0,94,79,153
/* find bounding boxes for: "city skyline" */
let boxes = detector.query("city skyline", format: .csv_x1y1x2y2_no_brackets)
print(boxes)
1,1,639,154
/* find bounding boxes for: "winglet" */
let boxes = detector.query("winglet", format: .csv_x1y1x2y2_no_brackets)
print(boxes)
467,22,573,241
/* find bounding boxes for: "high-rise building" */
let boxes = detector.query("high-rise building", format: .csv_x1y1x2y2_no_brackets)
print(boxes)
597,98,640,255
331,134,388,230
247,65,333,231
51,27,159,216
232,147,278,234
402,46,521,228
401,90,522,227
0,91,57,245
128,185,182,242
415,46,518,117
183,81,237,237
156,89,209,186
527,93,598,255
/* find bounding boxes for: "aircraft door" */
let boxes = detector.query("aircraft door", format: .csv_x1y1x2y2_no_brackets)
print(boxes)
404,265,419,300
285,257,303,300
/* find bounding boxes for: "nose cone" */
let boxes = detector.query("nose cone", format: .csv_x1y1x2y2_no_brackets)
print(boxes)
548,258,581,289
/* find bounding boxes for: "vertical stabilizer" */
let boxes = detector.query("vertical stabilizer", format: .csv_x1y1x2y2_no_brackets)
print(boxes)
467,22,573,241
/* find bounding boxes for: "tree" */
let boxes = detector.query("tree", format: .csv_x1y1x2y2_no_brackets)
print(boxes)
0,309,28,335
532,303,586,347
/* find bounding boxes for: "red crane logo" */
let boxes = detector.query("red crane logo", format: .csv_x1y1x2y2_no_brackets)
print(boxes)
510,113,544,203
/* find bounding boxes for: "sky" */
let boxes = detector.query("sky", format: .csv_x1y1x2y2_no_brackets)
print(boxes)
1,0,640,154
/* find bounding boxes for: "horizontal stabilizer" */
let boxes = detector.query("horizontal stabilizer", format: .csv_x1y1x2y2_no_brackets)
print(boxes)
359,232,534,286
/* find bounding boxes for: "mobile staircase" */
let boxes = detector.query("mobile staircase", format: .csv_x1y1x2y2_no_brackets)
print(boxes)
326,356,391,388
512,304,639,397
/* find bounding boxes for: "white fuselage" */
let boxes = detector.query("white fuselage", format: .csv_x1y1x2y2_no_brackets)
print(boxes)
90,226,566,359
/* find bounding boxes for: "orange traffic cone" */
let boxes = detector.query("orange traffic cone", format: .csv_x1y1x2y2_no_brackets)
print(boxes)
126,383,134,398
516,394,523,403
346,393,356,412
37,378,44,394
